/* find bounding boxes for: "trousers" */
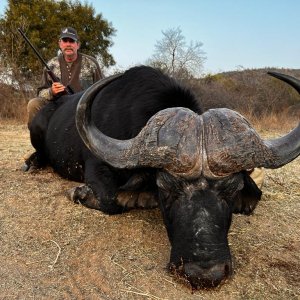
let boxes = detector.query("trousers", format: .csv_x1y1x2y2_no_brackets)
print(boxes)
27,97,49,126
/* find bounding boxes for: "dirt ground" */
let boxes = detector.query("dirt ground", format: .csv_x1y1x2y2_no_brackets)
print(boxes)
0,121,299,300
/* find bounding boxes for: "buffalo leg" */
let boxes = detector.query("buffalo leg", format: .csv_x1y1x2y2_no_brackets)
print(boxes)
80,159,126,214
66,184,97,206
116,191,158,208
117,171,158,208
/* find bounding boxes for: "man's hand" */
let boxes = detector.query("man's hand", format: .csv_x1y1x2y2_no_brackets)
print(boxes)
51,82,66,96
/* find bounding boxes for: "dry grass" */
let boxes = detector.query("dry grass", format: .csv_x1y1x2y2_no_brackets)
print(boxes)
0,83,29,121
243,109,299,134
0,119,299,300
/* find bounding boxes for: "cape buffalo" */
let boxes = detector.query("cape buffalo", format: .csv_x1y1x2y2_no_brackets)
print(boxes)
27,66,300,289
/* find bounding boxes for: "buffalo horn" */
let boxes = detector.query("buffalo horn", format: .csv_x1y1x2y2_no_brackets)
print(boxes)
76,75,202,175
76,75,201,176
268,71,300,94
263,72,300,168
203,72,300,175
76,74,138,168
202,107,300,176
76,71,300,177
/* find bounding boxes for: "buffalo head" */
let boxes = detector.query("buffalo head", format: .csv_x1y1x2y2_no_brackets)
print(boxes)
75,72,300,288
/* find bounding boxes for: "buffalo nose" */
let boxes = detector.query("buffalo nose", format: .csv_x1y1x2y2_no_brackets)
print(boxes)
183,261,232,288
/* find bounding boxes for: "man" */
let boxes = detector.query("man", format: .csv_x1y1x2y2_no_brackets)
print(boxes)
27,27,103,125
23,27,103,171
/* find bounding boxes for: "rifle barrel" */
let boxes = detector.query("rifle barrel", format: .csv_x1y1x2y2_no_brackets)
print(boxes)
17,28,50,71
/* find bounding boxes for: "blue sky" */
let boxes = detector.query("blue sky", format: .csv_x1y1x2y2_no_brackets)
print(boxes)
1,0,300,74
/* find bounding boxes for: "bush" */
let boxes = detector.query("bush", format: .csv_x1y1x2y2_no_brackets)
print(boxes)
2,67,300,122
0,83,29,122
191,68,300,117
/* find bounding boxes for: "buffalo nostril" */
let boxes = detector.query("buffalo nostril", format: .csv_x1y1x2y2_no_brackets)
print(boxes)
182,261,232,289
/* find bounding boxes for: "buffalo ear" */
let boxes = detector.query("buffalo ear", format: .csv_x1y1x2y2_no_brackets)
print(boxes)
231,171,262,215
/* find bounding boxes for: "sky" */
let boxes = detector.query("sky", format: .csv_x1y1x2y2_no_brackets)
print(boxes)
1,0,300,74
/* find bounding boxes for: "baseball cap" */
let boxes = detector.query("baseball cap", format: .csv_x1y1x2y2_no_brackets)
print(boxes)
60,27,78,41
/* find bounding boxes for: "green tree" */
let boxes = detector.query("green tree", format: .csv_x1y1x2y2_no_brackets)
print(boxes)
0,0,116,84
147,27,206,80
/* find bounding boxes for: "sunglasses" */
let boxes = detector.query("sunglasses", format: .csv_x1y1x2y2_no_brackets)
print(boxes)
61,38,76,43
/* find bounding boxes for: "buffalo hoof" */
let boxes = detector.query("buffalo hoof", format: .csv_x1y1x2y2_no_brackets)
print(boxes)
66,185,100,210
21,162,31,172
21,163,38,173
117,191,158,209
21,152,38,172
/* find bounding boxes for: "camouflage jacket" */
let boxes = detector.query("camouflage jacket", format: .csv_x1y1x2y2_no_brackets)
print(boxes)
37,52,103,100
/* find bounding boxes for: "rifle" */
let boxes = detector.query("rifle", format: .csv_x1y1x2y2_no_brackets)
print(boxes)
17,28,74,95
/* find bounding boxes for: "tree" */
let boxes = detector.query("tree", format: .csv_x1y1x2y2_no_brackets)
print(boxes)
0,0,116,86
147,27,206,80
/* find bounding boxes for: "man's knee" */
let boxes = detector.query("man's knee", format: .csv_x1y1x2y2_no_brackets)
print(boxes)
27,97,48,126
